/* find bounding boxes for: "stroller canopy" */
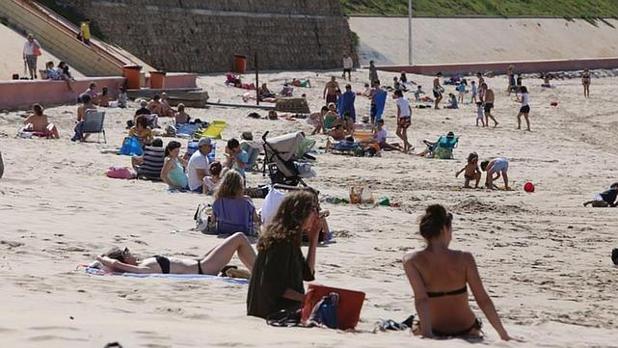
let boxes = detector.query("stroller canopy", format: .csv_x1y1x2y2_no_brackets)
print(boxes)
264,132,315,161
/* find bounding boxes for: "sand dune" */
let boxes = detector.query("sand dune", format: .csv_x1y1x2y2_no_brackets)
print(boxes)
1,69,617,347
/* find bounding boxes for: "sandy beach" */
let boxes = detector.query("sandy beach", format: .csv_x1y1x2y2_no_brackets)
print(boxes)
1,69,617,347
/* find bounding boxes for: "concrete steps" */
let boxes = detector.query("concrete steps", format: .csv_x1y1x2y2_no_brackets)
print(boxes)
0,0,125,76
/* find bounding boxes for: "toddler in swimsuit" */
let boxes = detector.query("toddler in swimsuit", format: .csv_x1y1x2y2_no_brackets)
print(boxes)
456,152,482,188
481,157,510,190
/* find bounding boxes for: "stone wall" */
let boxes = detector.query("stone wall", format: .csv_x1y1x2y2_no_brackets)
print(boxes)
47,0,357,72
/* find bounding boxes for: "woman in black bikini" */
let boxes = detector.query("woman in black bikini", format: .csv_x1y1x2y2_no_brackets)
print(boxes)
95,232,256,276
403,205,512,340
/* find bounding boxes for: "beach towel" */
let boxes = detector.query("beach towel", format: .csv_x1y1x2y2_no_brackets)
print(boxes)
340,91,356,121
106,166,136,179
83,267,248,285
373,89,387,121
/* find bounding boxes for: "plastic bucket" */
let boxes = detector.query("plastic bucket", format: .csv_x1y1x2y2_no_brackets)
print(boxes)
123,65,142,89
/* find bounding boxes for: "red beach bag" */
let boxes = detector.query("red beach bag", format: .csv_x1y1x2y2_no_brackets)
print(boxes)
301,284,365,330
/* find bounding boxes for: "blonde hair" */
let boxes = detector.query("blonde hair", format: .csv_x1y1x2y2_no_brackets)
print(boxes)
214,170,244,200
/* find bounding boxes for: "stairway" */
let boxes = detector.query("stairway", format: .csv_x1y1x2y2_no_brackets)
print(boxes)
0,0,147,76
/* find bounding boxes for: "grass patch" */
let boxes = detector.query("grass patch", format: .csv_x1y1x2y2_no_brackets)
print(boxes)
340,0,618,18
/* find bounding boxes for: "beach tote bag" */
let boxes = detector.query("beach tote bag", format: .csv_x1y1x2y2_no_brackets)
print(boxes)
119,136,143,156
33,42,42,56
307,292,339,329
106,166,135,179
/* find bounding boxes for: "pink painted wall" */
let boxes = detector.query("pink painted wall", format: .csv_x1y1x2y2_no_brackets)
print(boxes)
143,73,198,90
379,57,618,76
0,77,125,111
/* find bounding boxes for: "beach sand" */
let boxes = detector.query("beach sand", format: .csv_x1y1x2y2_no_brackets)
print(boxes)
1,70,617,347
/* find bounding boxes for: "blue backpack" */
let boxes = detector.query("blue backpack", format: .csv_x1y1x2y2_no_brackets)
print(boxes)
119,136,143,156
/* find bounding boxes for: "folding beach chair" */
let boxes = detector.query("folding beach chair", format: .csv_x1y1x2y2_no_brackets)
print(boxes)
83,110,107,143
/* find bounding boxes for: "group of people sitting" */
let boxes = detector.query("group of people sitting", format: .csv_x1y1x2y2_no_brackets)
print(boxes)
93,191,513,341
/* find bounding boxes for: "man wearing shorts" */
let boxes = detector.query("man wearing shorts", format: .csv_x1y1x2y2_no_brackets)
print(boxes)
481,83,498,127
394,90,412,152
323,76,340,104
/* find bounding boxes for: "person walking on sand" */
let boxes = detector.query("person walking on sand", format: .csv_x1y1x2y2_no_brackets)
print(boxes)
433,73,444,109
403,204,513,340
394,90,413,153
323,76,340,105
516,86,531,131
480,83,498,127
342,54,353,81
23,34,42,79
369,60,379,84
582,69,591,98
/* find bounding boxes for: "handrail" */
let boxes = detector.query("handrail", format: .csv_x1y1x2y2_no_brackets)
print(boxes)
25,0,131,67
13,0,126,69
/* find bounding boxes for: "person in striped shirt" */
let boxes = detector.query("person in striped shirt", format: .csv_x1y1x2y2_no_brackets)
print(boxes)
132,138,165,180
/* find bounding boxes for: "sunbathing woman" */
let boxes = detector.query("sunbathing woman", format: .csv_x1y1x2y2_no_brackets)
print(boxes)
94,232,256,276
403,204,511,340
23,104,59,139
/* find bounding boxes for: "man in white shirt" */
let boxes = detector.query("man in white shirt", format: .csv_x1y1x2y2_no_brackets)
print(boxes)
23,34,41,80
187,137,212,193
342,54,353,81
394,89,413,153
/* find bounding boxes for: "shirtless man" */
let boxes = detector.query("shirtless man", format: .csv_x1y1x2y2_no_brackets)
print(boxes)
23,104,59,139
148,93,175,117
71,94,97,141
323,76,340,105
433,73,444,109
480,83,498,127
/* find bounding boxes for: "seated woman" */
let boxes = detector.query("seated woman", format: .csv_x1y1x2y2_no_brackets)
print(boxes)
445,93,459,109
258,83,277,102
160,140,189,190
128,115,153,146
22,104,59,139
403,204,512,340
132,138,165,180
308,106,328,135
209,170,259,235
247,190,322,319
416,132,458,159
322,103,340,132
97,87,110,107
175,103,191,124
94,232,256,277
71,94,97,142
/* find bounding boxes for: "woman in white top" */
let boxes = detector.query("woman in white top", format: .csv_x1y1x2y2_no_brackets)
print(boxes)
23,34,42,79
516,86,531,131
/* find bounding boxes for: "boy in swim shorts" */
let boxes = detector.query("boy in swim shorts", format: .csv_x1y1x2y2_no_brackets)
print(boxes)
456,152,482,188
583,183,618,207
481,157,510,190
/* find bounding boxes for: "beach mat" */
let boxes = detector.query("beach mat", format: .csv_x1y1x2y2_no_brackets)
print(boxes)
83,267,248,285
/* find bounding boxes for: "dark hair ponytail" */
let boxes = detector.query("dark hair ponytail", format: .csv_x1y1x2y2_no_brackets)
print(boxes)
419,204,452,240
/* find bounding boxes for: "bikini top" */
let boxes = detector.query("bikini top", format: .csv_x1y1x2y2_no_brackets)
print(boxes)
427,286,467,298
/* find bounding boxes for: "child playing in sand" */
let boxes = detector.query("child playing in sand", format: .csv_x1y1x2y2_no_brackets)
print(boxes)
203,161,223,195
481,157,510,190
372,119,404,152
456,152,482,188
476,101,485,127
445,93,459,109
414,85,424,102
583,183,618,207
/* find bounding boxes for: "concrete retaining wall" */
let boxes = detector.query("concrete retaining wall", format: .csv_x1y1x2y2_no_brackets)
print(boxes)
48,0,356,73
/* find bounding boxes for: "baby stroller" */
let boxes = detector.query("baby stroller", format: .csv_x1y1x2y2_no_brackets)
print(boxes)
262,131,316,187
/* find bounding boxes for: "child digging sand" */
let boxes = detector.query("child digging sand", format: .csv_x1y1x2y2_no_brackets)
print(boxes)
456,152,482,188
583,183,618,207
481,157,511,190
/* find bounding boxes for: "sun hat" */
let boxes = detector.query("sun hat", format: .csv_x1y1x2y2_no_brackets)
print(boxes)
198,137,212,147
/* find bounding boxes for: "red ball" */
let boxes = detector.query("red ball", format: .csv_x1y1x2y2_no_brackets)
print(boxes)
524,182,535,193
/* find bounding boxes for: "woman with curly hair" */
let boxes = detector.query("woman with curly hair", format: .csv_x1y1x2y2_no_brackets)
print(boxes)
246,190,322,319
